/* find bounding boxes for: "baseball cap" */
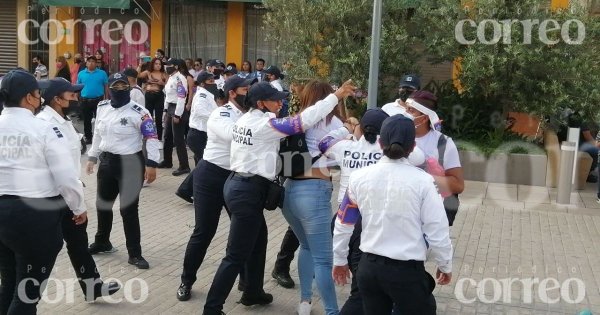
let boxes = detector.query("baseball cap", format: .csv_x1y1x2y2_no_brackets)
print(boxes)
360,108,389,134
206,59,224,68
247,81,289,105
196,71,216,84
224,76,257,95
380,115,416,153
165,58,184,67
410,90,438,110
264,66,284,79
0,68,50,106
108,72,129,87
123,68,139,79
399,74,420,90
41,78,83,105
224,65,238,75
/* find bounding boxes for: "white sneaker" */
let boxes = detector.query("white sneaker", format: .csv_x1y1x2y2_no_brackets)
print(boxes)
297,301,311,315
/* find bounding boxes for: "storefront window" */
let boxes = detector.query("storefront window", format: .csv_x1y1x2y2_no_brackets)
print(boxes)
244,4,281,68
28,0,50,73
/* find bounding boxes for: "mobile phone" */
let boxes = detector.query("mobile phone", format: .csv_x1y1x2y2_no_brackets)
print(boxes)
142,56,151,63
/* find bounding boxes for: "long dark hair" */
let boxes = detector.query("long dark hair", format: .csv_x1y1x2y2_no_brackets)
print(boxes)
179,60,192,78
383,144,410,159
242,60,252,73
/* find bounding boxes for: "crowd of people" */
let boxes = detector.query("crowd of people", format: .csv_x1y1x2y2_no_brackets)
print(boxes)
0,47,466,315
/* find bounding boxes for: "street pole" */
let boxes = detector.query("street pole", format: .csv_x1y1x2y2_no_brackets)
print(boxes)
367,0,383,109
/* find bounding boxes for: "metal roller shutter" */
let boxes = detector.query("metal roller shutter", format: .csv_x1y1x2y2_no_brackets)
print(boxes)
0,0,18,75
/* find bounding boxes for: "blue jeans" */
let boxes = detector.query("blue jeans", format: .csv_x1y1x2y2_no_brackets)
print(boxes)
282,179,339,315
579,142,599,173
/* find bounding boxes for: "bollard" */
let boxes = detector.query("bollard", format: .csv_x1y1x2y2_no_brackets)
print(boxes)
557,141,576,204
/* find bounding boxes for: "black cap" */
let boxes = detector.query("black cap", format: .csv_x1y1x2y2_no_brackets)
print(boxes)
123,68,139,79
360,108,390,134
195,71,216,84
247,81,289,104
206,59,224,68
224,65,238,75
108,72,129,87
264,65,284,79
165,58,184,67
380,115,416,152
0,69,50,106
224,76,257,95
399,74,420,90
41,78,83,105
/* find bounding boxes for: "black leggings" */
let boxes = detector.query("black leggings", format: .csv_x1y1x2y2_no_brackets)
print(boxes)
144,91,164,141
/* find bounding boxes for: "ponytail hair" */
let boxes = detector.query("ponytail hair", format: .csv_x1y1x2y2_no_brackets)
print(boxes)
383,143,409,159
363,125,378,144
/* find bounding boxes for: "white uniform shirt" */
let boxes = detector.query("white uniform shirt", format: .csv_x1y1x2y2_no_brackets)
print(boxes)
189,86,217,132
215,75,225,92
319,127,382,203
130,86,145,106
164,72,188,117
203,101,244,170
87,100,160,166
270,79,284,92
0,107,85,214
230,94,340,180
333,157,453,272
37,106,83,177
416,130,461,170
381,99,406,116
306,116,343,168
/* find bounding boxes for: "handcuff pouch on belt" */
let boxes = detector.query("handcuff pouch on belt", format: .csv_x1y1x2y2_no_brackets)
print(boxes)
265,176,285,211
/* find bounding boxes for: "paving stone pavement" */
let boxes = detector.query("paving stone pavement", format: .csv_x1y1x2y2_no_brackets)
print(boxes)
35,154,600,315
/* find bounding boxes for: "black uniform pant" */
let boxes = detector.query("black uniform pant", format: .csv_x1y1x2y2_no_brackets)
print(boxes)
144,91,164,141
94,151,145,257
81,97,102,140
0,196,64,315
181,160,232,286
163,103,189,169
357,253,436,315
176,128,208,198
61,209,101,295
336,217,363,315
204,173,269,313
273,226,300,274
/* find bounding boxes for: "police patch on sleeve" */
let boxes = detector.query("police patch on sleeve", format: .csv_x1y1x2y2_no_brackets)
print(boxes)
53,127,64,138
269,116,303,136
176,79,187,98
140,114,158,139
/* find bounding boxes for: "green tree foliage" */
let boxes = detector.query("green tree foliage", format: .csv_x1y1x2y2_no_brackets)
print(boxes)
413,0,600,121
262,0,418,107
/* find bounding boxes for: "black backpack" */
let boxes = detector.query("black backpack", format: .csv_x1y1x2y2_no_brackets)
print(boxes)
437,135,460,226
278,134,321,178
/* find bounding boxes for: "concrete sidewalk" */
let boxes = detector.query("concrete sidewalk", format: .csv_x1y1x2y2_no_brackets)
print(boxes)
36,161,600,314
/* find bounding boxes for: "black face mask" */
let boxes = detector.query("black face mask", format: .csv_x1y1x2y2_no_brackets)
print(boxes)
205,84,219,100
233,94,246,107
399,89,413,102
213,68,223,76
165,67,177,75
109,89,131,108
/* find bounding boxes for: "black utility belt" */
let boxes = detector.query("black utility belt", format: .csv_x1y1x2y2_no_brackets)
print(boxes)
100,151,143,159
364,253,424,268
0,194,61,200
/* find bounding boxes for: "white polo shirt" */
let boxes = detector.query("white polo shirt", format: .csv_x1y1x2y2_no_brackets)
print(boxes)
203,101,244,170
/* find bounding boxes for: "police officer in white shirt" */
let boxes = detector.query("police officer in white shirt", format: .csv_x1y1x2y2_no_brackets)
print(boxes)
202,80,356,315
176,76,256,302
263,66,285,92
85,72,160,269
123,68,145,106
405,91,464,225
332,115,453,315
174,71,220,203
0,69,86,314
160,59,190,176
381,74,420,116
38,78,121,301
